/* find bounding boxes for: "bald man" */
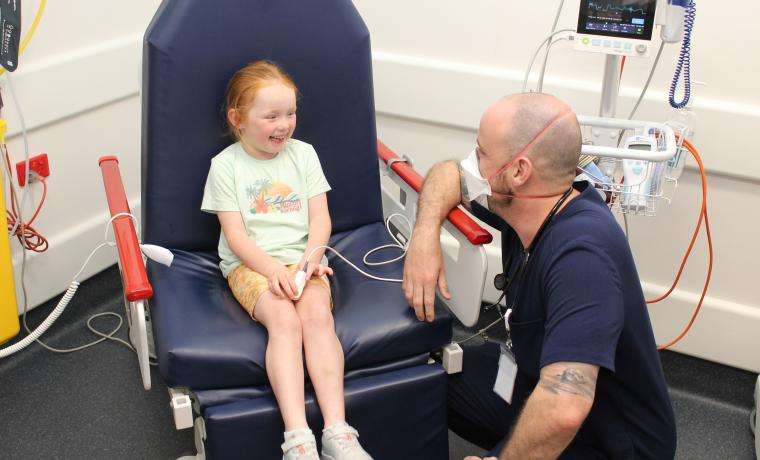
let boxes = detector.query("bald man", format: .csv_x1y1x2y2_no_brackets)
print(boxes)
403,93,676,459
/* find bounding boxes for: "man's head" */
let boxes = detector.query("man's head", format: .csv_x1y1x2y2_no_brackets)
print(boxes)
475,93,582,205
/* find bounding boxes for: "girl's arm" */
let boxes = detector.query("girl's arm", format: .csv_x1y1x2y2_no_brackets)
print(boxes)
301,193,332,268
218,211,297,298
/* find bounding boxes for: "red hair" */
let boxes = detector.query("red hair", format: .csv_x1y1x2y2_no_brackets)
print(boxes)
225,60,298,140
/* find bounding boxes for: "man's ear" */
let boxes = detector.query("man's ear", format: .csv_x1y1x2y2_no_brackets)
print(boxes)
512,156,533,187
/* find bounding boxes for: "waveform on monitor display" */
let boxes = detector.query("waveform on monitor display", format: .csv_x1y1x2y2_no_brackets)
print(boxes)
588,2,647,15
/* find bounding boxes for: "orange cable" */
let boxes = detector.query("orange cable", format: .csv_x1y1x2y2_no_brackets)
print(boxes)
4,148,49,253
656,138,712,350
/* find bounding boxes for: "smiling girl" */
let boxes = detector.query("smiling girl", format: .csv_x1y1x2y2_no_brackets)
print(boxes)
201,61,372,460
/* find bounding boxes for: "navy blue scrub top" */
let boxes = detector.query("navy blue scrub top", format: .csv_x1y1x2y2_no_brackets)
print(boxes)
470,181,676,459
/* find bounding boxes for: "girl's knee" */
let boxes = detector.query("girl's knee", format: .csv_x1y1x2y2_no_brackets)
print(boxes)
262,300,302,340
297,299,333,333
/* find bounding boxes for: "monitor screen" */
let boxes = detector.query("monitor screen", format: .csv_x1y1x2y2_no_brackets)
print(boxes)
577,1,656,40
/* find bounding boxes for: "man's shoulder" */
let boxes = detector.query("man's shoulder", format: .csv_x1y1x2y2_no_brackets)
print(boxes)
542,190,628,262
549,212,625,257
555,186,622,241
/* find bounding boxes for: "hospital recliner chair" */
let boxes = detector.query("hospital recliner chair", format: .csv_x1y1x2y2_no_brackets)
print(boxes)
125,1,493,458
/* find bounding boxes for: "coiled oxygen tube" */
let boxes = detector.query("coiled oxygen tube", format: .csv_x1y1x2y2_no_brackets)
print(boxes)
668,0,696,109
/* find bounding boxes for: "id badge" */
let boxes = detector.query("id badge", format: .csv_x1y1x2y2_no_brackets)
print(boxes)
493,343,517,404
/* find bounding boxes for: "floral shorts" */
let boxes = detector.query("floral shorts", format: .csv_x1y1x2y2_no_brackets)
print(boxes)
227,264,332,320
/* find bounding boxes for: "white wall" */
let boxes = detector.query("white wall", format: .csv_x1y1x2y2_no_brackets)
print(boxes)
4,1,160,312
353,0,760,372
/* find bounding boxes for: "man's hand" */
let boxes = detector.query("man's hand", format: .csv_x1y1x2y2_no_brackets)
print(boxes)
402,161,463,322
403,226,451,322
464,457,497,460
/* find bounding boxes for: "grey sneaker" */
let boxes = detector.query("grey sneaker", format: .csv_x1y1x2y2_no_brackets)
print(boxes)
321,422,372,460
282,428,319,460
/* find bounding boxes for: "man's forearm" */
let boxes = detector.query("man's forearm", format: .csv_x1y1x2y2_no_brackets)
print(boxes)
498,388,580,459
500,362,597,460
415,161,463,230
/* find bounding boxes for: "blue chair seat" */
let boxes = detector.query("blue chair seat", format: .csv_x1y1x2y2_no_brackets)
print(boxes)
148,221,452,390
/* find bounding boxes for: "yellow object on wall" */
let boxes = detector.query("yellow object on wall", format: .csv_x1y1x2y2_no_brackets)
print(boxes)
1,119,20,345
0,0,48,343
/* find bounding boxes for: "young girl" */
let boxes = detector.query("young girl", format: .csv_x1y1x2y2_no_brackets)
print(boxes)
201,61,372,460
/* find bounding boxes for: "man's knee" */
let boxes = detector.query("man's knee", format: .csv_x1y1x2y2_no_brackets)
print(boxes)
447,342,516,450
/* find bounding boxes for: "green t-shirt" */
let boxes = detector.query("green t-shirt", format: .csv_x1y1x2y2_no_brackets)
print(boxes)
201,139,331,277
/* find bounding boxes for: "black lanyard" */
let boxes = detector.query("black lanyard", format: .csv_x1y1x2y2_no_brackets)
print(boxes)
500,186,574,317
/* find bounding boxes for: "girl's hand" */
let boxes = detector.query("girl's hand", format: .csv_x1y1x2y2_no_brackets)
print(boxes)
268,264,297,299
303,262,334,280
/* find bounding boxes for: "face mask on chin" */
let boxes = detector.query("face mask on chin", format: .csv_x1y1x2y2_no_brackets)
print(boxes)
459,148,493,210
459,147,521,211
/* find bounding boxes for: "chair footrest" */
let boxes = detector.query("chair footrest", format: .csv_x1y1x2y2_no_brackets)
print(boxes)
202,363,449,460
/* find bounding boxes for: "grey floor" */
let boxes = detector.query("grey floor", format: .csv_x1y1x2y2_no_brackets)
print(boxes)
1,267,757,459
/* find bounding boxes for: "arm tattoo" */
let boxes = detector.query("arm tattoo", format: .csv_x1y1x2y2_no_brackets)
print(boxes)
457,163,472,210
539,367,597,400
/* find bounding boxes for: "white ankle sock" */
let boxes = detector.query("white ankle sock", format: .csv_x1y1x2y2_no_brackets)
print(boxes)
323,421,348,432
284,427,312,440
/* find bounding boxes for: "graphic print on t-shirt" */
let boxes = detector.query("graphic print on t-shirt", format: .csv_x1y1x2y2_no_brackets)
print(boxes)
246,179,301,215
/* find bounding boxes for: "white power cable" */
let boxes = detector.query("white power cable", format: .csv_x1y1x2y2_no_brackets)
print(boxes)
307,212,513,347
4,73,31,238
522,28,575,92
3,211,415,358
0,281,79,358
4,207,475,357
305,213,411,283
454,292,507,346
362,212,410,267
1,210,154,361
537,0,566,93
627,40,667,120
306,213,514,347
104,212,141,248
18,242,137,355
614,40,667,148
537,37,572,93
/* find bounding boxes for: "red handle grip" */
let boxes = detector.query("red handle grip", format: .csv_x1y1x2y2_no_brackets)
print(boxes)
377,140,492,245
98,156,153,301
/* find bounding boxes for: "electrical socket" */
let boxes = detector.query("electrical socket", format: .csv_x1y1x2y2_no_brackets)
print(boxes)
15,153,49,186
